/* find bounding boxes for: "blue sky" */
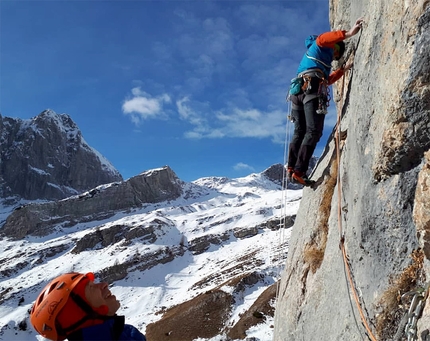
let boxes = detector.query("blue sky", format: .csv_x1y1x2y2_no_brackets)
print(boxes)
0,0,335,182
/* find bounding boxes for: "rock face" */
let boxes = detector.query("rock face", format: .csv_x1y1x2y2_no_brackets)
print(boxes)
1,166,183,239
0,109,123,201
273,1,430,341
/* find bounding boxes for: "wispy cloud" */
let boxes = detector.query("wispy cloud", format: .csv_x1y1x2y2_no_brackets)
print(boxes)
124,92,286,143
233,162,255,172
176,97,212,139
122,87,171,125
176,97,286,143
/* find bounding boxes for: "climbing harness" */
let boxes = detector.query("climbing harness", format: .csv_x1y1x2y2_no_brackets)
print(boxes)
287,69,331,117
394,283,430,341
299,69,323,91
300,70,331,115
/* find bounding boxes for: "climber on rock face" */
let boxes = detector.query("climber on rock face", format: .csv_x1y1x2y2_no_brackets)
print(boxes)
286,17,364,187
30,272,146,341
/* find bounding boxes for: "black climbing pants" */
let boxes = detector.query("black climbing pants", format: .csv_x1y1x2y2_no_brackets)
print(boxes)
288,93,325,174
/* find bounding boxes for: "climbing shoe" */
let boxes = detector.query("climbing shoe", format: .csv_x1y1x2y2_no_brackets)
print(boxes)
292,172,315,187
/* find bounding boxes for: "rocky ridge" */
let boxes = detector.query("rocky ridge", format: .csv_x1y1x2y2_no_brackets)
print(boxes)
1,166,183,240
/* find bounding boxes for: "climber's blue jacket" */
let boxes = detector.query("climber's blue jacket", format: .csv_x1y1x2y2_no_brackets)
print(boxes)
296,30,347,85
67,316,146,341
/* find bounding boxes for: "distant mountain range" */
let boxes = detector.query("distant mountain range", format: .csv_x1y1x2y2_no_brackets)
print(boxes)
0,110,302,341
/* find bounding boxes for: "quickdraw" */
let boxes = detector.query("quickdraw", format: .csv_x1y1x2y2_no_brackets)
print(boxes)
395,282,430,341
316,80,330,115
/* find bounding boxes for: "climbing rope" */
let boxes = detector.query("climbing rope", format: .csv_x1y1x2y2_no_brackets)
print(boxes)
274,98,294,328
276,98,293,278
336,69,377,341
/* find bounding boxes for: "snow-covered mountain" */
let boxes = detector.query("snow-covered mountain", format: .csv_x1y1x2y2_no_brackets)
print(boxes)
0,167,301,341
0,110,123,202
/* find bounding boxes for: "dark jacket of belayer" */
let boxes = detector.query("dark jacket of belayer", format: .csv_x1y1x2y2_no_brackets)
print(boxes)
67,316,146,341
296,30,348,85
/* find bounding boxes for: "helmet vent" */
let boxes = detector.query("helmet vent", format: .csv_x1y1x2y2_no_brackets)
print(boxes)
49,281,59,293
56,282,66,290
42,323,53,332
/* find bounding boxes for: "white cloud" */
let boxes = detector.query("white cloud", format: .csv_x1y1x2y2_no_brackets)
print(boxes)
123,93,286,143
122,87,171,125
214,107,286,142
176,98,286,143
233,162,255,172
176,97,192,120
176,97,209,130
184,131,203,139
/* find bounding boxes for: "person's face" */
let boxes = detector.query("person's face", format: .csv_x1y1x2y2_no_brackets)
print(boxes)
85,281,120,316
333,51,340,60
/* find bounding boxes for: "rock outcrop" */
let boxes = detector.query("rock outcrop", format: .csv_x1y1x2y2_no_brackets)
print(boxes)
146,272,274,341
273,1,430,341
0,109,122,201
1,166,183,239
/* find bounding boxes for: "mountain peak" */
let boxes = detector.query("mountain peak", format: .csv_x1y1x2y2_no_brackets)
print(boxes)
0,110,123,202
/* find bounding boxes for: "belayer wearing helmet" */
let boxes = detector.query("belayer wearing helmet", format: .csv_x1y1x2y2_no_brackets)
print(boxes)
30,272,146,341
286,17,364,186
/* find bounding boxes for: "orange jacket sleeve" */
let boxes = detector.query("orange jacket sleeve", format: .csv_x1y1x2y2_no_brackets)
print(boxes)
316,30,347,48
328,68,344,85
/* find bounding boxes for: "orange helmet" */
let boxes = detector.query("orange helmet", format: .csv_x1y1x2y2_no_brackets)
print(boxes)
30,272,103,341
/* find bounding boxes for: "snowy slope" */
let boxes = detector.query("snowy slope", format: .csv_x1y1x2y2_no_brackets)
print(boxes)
0,172,301,341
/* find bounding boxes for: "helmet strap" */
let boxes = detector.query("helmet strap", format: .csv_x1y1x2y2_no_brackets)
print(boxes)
58,292,109,336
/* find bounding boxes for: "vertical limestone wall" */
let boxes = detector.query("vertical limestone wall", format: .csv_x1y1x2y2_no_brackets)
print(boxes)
273,1,430,340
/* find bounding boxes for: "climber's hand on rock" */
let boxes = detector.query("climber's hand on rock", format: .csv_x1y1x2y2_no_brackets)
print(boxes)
343,62,354,72
345,18,364,38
